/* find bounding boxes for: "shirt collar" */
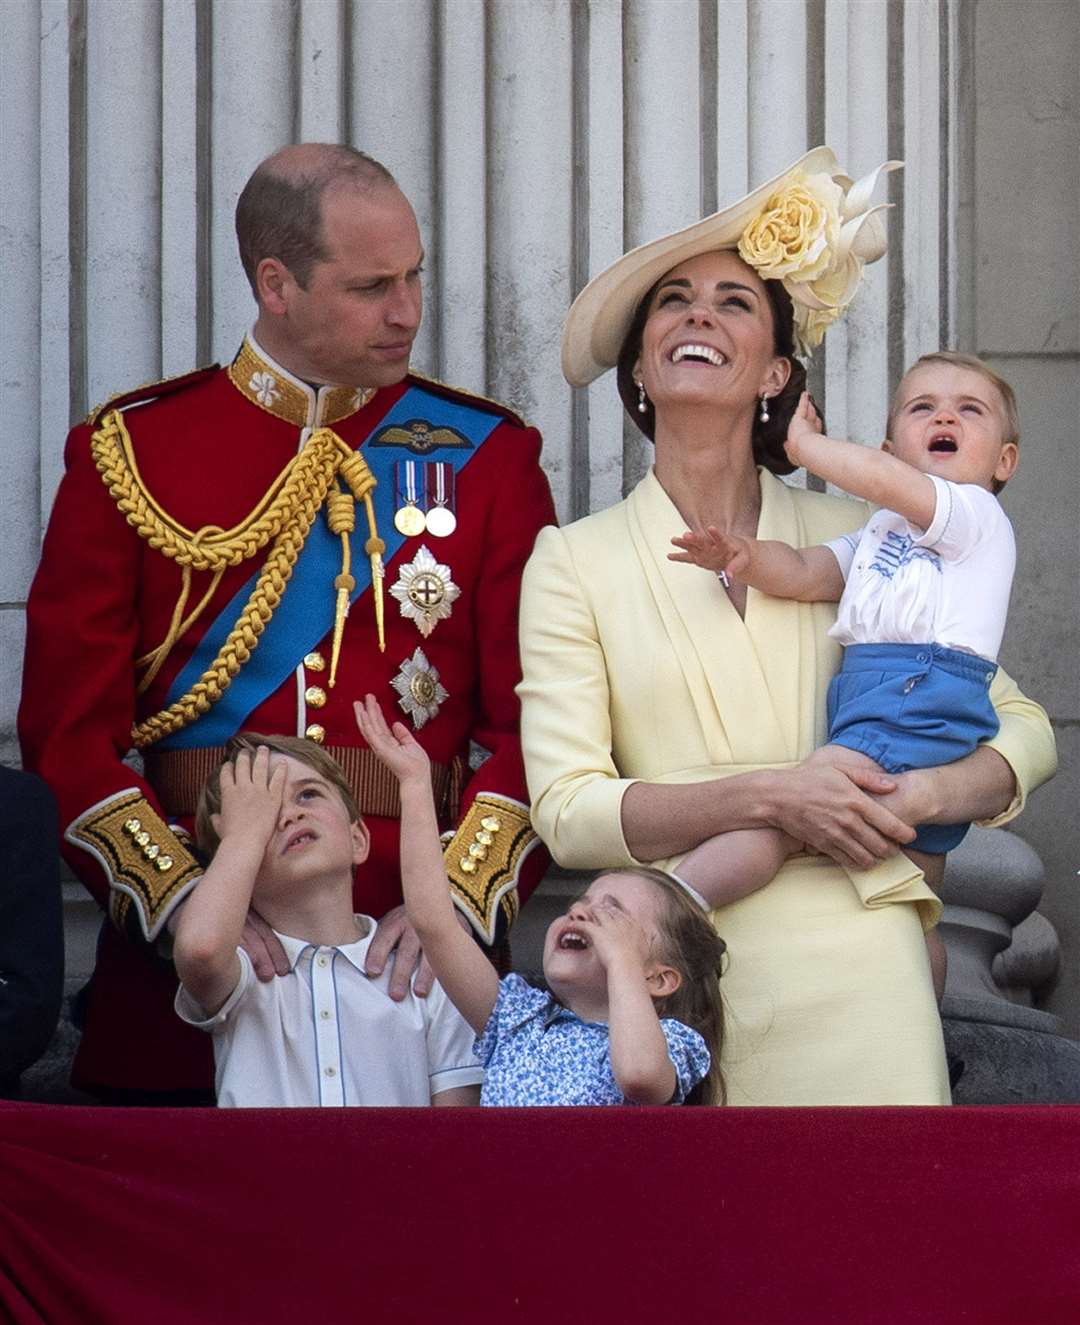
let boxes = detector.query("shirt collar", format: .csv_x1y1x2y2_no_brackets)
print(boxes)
226,332,377,430
274,915,376,975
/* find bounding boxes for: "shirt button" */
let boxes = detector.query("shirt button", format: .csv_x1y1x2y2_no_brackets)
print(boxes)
305,723,326,744
304,651,326,672
324,1066,337,1077
305,685,327,709
320,1009,332,1019
317,955,329,968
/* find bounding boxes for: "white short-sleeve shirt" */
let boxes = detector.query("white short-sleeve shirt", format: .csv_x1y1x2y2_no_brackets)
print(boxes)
175,916,483,1107
825,476,1015,662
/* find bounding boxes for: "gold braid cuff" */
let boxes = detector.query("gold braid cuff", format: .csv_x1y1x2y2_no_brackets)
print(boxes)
65,790,202,942
443,794,539,945
91,411,382,748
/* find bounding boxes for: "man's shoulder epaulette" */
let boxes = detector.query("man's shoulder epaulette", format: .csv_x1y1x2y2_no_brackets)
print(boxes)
408,370,530,431
87,365,221,427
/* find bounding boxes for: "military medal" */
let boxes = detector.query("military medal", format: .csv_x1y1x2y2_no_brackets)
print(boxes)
424,462,457,537
391,647,448,729
393,461,426,537
390,545,460,638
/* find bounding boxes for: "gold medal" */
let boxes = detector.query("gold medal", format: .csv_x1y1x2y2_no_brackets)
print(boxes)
394,503,426,537
393,460,426,536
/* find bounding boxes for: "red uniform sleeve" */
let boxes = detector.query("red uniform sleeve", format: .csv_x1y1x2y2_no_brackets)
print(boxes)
19,423,202,943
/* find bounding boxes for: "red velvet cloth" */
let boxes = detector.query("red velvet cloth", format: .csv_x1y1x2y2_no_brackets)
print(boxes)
2,1104,1077,1324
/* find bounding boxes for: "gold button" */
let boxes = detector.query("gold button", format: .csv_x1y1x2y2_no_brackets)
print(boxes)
304,651,326,672
305,723,326,744
124,818,141,834
468,842,488,861
480,816,502,833
157,856,173,871
476,830,494,847
135,831,150,847
145,844,160,860
460,858,477,874
305,685,327,709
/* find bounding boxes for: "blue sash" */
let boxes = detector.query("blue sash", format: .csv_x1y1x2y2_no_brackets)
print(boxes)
154,385,502,750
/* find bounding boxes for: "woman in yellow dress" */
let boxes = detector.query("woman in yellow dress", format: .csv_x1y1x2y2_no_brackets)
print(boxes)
518,149,1055,1104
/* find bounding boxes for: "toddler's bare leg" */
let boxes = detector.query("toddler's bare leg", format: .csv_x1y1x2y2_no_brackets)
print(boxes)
680,827,800,909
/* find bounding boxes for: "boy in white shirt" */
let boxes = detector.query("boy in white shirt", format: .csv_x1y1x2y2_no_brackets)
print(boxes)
669,352,1023,998
174,735,482,1107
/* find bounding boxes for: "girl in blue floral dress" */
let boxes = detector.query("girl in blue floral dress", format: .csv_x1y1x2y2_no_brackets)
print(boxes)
356,695,727,1105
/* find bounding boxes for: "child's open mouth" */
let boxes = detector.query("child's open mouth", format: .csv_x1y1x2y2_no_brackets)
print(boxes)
928,433,958,453
284,830,316,853
558,930,589,951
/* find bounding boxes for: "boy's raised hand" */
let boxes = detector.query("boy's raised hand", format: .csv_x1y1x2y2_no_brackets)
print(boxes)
669,525,751,582
354,694,430,787
213,746,285,849
784,390,823,469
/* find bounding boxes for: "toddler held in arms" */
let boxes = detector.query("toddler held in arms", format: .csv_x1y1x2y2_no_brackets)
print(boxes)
670,352,1024,1000
355,695,727,1105
174,735,482,1107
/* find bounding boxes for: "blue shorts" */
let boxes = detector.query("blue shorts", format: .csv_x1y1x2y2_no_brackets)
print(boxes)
826,642,999,854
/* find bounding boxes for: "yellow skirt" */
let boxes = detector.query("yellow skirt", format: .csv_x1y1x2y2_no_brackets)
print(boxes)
708,855,950,1106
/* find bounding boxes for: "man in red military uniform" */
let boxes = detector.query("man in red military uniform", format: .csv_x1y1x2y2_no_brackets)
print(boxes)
20,143,556,1100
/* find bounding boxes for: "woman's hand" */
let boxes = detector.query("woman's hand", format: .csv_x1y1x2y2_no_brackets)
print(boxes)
354,693,430,789
762,753,916,871
784,391,823,470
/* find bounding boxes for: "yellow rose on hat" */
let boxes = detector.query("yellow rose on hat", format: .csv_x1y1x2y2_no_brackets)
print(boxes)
792,303,843,355
738,172,843,285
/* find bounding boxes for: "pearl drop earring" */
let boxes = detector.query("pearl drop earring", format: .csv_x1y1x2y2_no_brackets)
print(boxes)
637,381,648,415
759,395,770,423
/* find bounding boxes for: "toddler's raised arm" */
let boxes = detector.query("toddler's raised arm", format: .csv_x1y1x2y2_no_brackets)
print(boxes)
786,390,937,529
354,695,500,1035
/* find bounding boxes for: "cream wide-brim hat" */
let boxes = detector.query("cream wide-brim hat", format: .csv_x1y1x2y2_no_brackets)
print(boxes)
561,146,846,388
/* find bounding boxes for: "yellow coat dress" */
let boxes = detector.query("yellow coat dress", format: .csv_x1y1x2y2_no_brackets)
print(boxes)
518,468,1056,1105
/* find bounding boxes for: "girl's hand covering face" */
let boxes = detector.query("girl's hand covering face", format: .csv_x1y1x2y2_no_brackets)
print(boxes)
576,897,653,971
354,693,431,786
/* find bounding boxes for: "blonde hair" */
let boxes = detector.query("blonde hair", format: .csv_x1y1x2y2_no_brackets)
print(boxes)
888,351,1020,493
592,867,728,1105
195,733,360,858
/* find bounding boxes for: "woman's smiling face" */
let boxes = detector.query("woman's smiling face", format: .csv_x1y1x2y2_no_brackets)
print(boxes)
633,250,789,420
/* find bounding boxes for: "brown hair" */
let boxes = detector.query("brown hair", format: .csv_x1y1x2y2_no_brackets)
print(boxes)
888,351,1020,494
615,268,807,476
235,144,396,296
592,866,728,1105
195,733,360,858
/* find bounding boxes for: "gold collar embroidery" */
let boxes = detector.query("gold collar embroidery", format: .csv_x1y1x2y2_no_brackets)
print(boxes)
227,335,376,429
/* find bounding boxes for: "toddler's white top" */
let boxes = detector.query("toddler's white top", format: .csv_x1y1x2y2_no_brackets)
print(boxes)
825,475,1015,662
176,915,483,1107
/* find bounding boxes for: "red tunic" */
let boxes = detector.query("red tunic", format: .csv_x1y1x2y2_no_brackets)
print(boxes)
20,339,556,1093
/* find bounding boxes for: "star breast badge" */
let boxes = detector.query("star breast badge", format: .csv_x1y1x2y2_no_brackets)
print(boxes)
390,545,460,638
391,648,449,729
